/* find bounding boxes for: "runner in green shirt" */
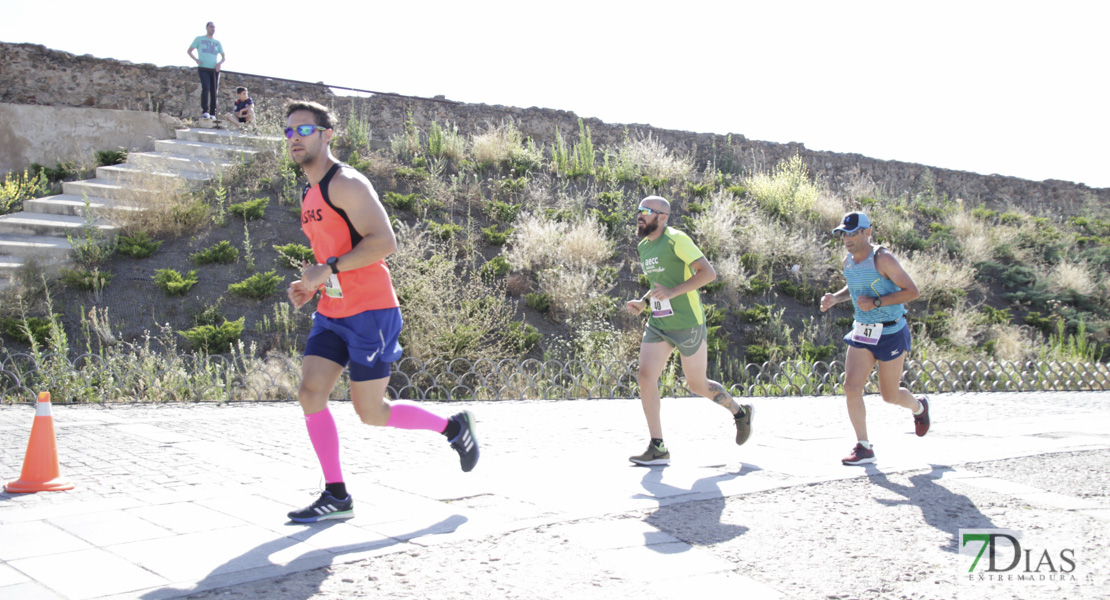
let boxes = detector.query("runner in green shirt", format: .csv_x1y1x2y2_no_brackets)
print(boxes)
623,195,754,465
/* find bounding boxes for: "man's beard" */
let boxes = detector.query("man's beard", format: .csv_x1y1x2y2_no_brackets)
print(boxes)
637,219,658,238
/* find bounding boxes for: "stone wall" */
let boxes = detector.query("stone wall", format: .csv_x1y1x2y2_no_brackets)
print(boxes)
2,41,1105,210
0,103,181,175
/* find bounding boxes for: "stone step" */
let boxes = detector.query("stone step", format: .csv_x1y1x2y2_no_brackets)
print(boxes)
63,178,152,202
22,194,145,218
154,138,261,161
96,164,214,185
0,234,73,260
176,127,283,148
128,151,234,175
0,212,116,238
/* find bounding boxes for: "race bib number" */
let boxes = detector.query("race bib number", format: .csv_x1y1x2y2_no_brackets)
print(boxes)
851,321,883,345
651,297,674,318
324,274,343,298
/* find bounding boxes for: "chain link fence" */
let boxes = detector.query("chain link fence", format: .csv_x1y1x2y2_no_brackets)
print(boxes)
1,348,1107,404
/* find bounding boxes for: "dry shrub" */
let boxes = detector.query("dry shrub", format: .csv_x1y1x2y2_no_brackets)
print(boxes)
1046,261,1096,297
901,250,977,305
692,192,740,259
618,134,694,182
389,223,517,361
813,189,847,231
504,212,613,272
732,201,837,280
470,122,523,169
538,265,614,320
945,301,985,348
505,273,531,296
987,323,1038,362
709,253,751,305
114,171,208,237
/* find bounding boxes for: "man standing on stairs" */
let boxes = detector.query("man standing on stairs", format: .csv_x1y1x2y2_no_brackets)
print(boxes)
622,195,754,466
283,101,479,523
187,22,224,120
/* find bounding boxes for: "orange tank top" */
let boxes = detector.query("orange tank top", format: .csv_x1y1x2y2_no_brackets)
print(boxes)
301,163,399,318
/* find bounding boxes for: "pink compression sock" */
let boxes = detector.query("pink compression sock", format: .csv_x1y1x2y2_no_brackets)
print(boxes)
386,401,449,433
304,408,344,483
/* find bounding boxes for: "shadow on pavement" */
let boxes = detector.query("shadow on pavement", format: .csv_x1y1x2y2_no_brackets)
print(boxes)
639,464,761,549
152,514,468,600
867,464,997,553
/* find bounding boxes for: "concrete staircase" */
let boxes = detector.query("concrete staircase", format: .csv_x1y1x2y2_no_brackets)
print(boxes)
0,128,280,286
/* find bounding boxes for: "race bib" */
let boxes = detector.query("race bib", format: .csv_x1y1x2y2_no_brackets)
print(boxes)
851,321,883,345
651,297,674,318
324,274,343,298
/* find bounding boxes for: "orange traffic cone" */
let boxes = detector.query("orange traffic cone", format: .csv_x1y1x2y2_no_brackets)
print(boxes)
4,392,74,493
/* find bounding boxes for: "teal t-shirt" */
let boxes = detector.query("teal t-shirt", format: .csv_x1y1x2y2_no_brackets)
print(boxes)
637,227,706,330
190,36,224,69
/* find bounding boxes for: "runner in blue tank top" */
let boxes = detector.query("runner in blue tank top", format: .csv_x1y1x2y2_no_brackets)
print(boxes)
819,212,931,466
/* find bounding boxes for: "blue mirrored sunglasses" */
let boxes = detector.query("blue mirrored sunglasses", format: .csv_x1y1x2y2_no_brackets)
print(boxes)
637,207,668,216
284,124,330,138
833,228,865,238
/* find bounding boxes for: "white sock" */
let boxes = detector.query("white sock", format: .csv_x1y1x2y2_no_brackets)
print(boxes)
913,400,924,415
859,440,871,450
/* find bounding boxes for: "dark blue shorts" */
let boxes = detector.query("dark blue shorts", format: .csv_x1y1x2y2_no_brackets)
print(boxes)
843,321,911,362
304,307,403,381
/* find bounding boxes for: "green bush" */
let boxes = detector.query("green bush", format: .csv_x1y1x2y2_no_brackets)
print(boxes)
228,197,269,221
737,304,772,323
60,267,113,292
383,191,420,211
426,220,463,240
227,270,283,300
116,232,162,258
486,199,521,224
481,224,512,245
480,256,511,281
970,207,997,221
800,340,836,362
776,279,820,303
29,161,76,183
999,265,1036,290
191,240,239,265
980,305,1012,325
95,150,128,166
0,169,49,214
508,321,541,353
745,276,772,295
153,269,198,296
0,315,56,346
525,292,551,314
273,243,316,268
180,317,245,354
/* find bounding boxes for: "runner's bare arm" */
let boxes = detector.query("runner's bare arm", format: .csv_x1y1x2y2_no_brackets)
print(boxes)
647,257,716,301
820,286,850,312
870,250,920,307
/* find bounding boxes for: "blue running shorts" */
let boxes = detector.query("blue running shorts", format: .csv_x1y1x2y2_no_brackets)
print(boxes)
304,307,403,381
843,320,911,362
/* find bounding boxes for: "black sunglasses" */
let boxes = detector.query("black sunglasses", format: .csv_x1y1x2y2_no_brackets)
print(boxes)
284,124,330,138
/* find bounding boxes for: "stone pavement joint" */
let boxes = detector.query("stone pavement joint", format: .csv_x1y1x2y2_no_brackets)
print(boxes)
1,391,1109,599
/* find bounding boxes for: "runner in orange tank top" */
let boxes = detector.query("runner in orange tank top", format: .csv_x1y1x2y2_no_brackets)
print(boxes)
282,101,479,523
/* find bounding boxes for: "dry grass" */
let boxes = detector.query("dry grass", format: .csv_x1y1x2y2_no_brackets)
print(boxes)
617,134,694,182
504,212,613,272
113,170,207,238
1046,260,1096,297
744,155,821,222
987,322,1039,362
470,122,524,169
947,210,995,264
812,189,847,231
731,200,837,280
944,300,986,348
709,253,752,304
900,250,978,305
691,191,740,259
539,265,613,320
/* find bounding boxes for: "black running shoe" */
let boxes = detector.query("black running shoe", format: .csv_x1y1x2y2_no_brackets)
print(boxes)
449,411,479,472
287,491,354,523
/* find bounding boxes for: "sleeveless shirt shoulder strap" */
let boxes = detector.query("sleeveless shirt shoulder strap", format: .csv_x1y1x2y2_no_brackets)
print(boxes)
317,163,363,247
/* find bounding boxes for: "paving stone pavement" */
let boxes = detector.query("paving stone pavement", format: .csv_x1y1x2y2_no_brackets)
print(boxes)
1,391,1108,599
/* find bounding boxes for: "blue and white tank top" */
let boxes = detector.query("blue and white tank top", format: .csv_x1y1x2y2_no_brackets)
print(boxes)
843,245,906,333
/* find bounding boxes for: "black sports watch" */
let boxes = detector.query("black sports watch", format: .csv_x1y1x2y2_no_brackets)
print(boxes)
326,256,340,275
874,296,883,307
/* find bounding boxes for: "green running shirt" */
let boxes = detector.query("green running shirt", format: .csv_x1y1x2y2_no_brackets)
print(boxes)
637,227,706,330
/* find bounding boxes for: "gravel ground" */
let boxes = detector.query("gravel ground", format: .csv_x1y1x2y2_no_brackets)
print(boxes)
186,450,1110,600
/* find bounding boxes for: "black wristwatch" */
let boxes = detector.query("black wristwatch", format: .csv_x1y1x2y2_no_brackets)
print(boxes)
326,256,340,275
874,296,883,307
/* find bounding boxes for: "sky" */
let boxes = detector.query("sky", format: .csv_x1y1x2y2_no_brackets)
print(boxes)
2,1,1107,188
